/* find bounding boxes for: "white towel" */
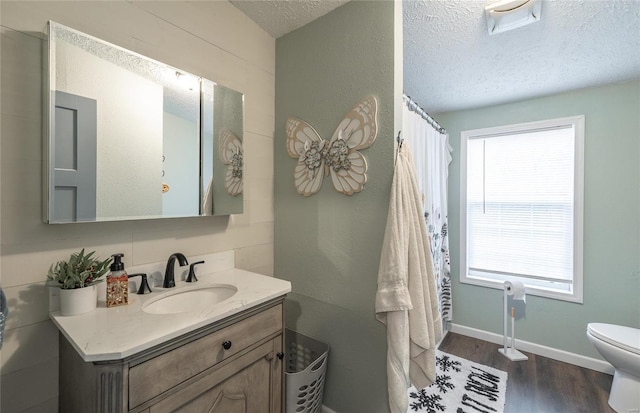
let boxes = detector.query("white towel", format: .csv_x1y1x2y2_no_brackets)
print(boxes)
376,142,442,413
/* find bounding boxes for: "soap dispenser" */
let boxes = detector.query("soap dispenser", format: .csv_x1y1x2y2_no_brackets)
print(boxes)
106,253,128,308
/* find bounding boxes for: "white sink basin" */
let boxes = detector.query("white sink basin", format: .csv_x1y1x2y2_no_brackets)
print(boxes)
142,284,237,314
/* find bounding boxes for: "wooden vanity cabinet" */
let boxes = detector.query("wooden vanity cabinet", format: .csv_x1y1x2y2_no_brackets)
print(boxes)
59,299,285,413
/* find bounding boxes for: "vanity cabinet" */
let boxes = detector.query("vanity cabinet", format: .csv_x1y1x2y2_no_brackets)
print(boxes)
59,300,284,413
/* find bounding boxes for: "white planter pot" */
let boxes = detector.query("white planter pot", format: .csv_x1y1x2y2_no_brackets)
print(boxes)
59,285,98,316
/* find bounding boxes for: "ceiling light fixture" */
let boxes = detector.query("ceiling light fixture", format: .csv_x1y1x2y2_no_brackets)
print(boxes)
485,0,541,35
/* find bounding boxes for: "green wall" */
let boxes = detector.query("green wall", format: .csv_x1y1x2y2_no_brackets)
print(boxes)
438,80,640,359
275,1,401,411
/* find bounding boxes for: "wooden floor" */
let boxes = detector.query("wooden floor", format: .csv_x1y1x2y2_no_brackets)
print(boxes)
438,332,615,413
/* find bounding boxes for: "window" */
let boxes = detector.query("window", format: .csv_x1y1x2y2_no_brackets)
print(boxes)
460,116,585,302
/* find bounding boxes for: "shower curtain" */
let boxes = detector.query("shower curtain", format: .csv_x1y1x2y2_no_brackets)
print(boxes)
402,105,453,322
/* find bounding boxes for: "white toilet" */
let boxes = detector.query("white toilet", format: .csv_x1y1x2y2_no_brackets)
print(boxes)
587,323,640,413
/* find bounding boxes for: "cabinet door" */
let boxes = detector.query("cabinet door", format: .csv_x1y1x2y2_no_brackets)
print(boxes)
271,333,283,413
149,338,281,413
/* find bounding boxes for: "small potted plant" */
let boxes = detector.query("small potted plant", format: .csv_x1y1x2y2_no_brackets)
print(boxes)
47,249,112,316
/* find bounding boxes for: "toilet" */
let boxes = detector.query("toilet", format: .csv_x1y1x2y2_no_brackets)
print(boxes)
587,323,640,412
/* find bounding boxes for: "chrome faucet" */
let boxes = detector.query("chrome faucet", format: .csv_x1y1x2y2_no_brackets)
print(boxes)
163,253,189,288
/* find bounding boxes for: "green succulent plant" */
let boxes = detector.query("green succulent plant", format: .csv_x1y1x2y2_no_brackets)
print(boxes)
47,249,112,290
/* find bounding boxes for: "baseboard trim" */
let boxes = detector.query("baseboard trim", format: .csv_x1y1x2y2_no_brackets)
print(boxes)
449,323,614,375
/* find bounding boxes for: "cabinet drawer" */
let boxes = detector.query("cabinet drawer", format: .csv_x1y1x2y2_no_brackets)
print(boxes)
129,304,282,409
148,340,276,413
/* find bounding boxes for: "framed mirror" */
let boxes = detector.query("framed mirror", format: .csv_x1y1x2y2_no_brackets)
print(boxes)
44,21,243,223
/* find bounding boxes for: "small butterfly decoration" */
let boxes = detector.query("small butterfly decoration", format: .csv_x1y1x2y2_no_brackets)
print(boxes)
286,96,378,196
218,129,243,196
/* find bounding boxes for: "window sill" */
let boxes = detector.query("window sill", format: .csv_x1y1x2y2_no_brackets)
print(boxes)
460,274,583,304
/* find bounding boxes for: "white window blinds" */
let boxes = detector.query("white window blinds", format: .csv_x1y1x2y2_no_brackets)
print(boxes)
461,116,584,301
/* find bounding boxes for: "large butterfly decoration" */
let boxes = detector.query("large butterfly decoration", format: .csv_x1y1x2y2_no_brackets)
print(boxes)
218,129,243,196
286,96,378,196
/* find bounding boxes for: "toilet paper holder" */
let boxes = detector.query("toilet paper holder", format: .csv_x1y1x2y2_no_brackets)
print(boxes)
498,280,528,361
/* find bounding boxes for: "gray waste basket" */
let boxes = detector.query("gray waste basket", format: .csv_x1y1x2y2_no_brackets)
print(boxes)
285,329,329,413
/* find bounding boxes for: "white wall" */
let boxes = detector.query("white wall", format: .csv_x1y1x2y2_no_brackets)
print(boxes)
0,1,275,411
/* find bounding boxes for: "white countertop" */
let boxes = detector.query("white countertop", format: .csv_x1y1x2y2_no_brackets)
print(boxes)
50,269,291,362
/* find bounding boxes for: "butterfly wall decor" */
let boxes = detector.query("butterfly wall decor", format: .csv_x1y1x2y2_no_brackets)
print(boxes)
286,96,378,196
218,129,243,196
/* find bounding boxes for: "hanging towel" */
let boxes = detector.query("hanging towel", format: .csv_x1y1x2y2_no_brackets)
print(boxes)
376,142,442,413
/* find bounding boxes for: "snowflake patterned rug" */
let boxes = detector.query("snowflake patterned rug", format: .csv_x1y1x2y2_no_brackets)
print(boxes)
407,351,508,413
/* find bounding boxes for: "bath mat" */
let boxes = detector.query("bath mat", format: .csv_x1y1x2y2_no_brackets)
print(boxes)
407,351,508,413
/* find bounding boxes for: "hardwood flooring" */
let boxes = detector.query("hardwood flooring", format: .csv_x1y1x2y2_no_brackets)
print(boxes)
438,332,614,413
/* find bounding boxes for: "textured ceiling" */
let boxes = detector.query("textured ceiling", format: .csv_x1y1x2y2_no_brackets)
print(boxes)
404,0,640,113
232,0,640,113
229,0,349,38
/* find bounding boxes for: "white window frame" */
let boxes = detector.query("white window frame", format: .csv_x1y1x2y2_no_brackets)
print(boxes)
460,116,585,303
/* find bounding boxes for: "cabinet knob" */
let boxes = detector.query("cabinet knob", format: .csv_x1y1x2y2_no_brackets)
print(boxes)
222,340,232,350
277,352,284,360
265,353,274,361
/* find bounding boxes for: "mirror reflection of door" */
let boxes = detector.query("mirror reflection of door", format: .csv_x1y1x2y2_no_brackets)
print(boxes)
49,21,197,222
52,91,97,222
